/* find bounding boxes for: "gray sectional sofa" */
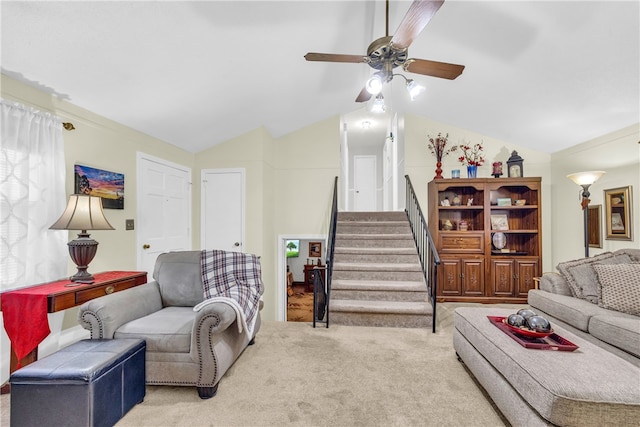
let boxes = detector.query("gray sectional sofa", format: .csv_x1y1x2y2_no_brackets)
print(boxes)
528,248,640,367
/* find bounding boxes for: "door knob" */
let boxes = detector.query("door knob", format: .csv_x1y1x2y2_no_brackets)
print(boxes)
234,242,240,247
143,244,150,249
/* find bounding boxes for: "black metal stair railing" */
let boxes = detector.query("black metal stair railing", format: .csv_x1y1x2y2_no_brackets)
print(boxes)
405,175,441,333
313,176,338,328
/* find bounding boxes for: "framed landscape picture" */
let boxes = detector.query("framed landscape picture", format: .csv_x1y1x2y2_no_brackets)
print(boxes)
74,164,124,209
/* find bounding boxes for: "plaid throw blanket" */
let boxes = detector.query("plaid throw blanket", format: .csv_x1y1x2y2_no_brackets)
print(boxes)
193,250,264,338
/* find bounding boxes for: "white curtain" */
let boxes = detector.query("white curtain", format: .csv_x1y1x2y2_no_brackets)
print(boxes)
1,99,68,383
1,99,67,290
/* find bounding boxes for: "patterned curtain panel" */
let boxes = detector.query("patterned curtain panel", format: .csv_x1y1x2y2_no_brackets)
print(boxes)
0,99,67,292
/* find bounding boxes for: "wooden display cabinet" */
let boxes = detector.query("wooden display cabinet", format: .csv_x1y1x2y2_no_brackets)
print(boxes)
428,177,542,303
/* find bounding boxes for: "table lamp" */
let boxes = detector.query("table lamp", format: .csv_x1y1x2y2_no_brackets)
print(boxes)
50,194,115,284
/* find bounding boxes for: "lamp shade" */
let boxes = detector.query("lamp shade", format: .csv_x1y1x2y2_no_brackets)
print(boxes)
566,171,606,187
50,194,114,231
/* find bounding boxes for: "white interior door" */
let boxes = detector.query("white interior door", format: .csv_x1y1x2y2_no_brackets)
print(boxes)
137,153,192,275
201,168,245,251
354,155,377,211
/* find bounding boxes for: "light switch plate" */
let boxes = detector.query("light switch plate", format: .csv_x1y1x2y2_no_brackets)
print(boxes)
125,219,135,230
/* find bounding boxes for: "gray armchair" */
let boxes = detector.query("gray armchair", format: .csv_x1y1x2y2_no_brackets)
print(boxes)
78,251,261,399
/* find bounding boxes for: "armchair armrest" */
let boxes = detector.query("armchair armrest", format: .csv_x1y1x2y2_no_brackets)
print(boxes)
78,281,164,338
193,301,245,387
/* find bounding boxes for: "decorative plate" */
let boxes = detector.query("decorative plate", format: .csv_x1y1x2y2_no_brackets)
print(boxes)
492,232,507,250
502,319,554,338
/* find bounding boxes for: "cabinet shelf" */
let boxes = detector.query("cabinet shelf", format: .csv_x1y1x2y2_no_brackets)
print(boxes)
428,177,542,303
490,205,538,210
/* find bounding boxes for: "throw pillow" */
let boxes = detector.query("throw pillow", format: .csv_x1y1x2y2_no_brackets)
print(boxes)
556,252,614,298
593,263,640,316
568,254,632,304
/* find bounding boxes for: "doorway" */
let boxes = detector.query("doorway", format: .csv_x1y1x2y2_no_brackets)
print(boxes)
277,234,325,321
341,109,403,211
136,152,192,274
201,168,245,251
354,155,377,211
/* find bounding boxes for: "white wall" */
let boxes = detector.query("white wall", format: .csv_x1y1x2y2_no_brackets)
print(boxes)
549,124,640,266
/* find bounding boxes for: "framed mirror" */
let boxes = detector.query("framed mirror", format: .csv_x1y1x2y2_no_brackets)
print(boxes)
604,186,633,240
588,204,602,248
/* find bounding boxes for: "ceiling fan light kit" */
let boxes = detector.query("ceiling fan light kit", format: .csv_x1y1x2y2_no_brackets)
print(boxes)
406,79,425,100
365,73,384,95
304,0,465,104
371,94,386,113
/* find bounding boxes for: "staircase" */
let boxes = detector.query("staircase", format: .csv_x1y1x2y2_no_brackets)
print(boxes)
329,211,433,329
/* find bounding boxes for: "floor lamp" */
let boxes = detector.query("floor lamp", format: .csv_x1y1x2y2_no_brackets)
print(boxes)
566,171,605,257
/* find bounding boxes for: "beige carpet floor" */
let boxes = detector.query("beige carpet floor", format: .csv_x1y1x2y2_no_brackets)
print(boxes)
1,302,525,426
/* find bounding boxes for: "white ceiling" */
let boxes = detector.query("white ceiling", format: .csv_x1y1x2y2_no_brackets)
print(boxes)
2,1,638,154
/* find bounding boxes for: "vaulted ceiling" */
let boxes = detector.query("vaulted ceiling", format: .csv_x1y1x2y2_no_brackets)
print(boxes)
2,1,638,154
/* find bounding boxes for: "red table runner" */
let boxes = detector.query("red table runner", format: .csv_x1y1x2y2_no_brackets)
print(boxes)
1,271,140,362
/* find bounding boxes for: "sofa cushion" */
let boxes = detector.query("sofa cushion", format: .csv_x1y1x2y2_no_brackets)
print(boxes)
115,307,194,353
594,263,640,316
153,251,204,307
556,252,614,299
528,289,610,332
568,254,632,304
589,315,640,358
538,272,573,296
615,248,640,262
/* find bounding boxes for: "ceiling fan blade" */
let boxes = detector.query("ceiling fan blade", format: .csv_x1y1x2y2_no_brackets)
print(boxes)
304,52,367,63
355,87,372,103
404,58,465,80
391,0,444,50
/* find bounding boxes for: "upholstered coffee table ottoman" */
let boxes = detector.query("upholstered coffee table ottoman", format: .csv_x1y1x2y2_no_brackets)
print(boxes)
454,307,640,427
10,339,145,427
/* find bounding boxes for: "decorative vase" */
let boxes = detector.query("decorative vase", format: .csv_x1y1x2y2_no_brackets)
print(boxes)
434,161,443,179
467,165,478,178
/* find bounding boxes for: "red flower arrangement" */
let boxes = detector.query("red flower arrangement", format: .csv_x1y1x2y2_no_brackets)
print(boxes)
427,132,457,162
458,143,485,166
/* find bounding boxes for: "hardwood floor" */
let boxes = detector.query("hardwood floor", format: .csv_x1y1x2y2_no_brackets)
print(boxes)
287,284,313,322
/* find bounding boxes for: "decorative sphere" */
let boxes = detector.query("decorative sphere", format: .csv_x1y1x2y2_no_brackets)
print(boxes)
507,314,526,327
527,315,551,333
517,309,537,320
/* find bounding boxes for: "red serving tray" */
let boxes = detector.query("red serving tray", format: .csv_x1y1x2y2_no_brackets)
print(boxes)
487,316,579,351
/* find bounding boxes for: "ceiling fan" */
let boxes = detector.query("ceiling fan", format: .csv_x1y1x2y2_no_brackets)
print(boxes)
304,0,465,103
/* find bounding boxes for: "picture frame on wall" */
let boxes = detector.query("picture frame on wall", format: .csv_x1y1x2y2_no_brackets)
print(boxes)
604,186,632,240
588,204,602,248
309,242,322,258
74,164,125,209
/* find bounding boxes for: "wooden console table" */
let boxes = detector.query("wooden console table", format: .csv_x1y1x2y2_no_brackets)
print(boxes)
0,271,147,390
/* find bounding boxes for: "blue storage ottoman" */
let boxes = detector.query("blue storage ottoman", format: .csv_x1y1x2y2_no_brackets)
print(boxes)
10,339,146,427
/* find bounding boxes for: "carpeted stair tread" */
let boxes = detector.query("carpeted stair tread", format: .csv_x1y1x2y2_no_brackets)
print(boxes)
336,233,413,240
330,299,433,315
337,220,409,226
334,247,416,254
337,211,408,221
333,262,422,272
331,279,426,292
